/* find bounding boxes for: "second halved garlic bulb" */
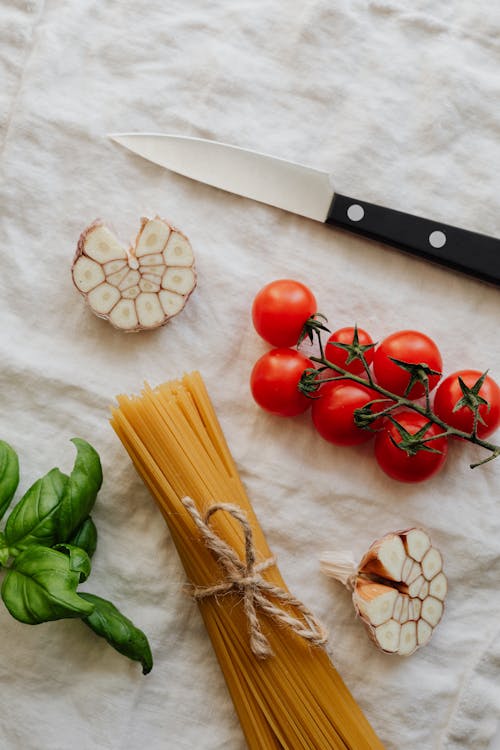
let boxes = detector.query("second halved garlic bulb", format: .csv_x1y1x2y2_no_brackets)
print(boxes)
321,528,447,656
72,216,197,331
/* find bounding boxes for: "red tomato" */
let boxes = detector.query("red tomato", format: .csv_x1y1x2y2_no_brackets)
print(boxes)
433,369,500,439
374,411,448,482
311,381,382,446
326,326,375,375
250,348,313,417
252,279,317,347
373,330,442,399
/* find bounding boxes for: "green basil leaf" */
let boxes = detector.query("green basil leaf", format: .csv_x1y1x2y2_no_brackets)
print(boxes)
0,532,9,567
4,468,68,552
1,545,94,624
80,593,153,675
53,544,91,582
58,439,102,542
0,441,20,520
69,516,98,558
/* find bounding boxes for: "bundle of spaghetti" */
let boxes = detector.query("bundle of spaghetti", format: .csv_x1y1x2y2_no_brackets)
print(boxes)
110,372,384,750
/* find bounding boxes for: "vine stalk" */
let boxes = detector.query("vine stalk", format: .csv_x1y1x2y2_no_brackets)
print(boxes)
299,322,500,470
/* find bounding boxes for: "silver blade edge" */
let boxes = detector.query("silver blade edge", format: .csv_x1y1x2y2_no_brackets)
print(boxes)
109,133,334,222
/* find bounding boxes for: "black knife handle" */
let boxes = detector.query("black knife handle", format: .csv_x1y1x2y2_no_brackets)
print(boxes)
326,193,500,286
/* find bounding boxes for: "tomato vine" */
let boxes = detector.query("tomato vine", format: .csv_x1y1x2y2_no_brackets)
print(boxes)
299,320,500,470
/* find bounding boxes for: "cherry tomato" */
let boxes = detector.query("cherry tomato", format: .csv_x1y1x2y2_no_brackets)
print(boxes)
373,330,442,399
325,326,375,375
433,369,500,439
374,411,448,482
311,381,382,446
250,348,313,417
252,279,317,347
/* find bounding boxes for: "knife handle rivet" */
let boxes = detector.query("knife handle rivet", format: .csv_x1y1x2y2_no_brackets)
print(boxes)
429,230,447,249
347,204,365,222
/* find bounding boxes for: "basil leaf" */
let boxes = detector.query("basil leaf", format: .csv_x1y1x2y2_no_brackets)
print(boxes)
69,516,98,558
58,439,102,542
0,441,20,520
4,468,68,552
0,532,9,567
80,593,153,675
53,544,91,582
1,546,94,624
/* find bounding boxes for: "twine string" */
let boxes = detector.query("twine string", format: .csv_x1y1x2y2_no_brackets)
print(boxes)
181,496,328,659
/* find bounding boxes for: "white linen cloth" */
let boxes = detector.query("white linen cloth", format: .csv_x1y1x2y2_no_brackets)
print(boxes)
1,1,499,748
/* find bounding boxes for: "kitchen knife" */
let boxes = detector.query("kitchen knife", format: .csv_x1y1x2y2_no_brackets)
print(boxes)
110,133,500,286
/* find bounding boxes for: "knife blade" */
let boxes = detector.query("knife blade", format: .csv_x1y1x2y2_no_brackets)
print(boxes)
110,133,500,286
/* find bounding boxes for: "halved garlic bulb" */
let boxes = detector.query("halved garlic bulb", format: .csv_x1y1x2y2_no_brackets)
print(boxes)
72,217,196,332
321,528,447,656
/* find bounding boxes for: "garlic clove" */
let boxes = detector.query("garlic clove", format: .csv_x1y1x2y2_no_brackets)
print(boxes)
411,598,422,620
163,231,195,266
110,299,139,329
421,596,443,628
374,619,401,653
359,534,406,582
398,621,417,656
353,580,399,626
136,293,164,328
118,270,141,291
72,216,196,332
139,254,164,267
159,290,186,317
139,279,161,293
161,267,196,295
135,217,171,257
87,283,121,315
103,259,127,275
401,557,413,582
393,593,404,622
421,547,443,581
429,572,448,601
406,599,415,621
140,264,165,276
405,561,422,585
400,596,410,623
401,528,431,562
122,285,141,300
83,224,128,264
72,256,106,293
417,619,433,646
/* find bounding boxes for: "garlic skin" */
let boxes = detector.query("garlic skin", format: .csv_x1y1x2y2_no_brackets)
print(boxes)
321,528,447,657
72,217,197,332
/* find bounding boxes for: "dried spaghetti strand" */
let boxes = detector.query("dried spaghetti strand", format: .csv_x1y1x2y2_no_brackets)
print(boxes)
111,372,385,750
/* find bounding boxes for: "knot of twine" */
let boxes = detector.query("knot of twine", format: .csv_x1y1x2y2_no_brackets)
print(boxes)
181,496,328,659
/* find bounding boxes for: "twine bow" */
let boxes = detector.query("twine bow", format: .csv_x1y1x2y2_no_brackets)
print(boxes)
181,496,328,659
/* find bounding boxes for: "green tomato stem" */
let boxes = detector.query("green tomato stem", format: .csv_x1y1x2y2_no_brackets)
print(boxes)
308,350,500,468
